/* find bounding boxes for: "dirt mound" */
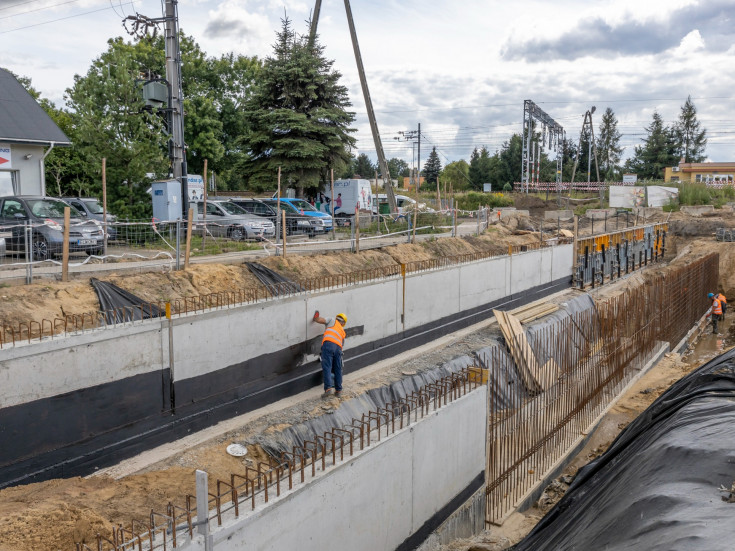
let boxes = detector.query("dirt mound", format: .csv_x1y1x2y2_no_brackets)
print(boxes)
0,233,544,329
512,194,555,212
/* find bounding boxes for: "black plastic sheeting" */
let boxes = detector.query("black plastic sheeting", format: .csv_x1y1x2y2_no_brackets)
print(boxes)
512,347,735,551
90,278,162,323
245,262,304,296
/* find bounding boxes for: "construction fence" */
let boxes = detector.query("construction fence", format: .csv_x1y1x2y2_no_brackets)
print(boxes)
0,208,497,283
485,252,719,523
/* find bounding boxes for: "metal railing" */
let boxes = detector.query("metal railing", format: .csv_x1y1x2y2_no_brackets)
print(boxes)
486,252,718,523
1,243,560,348
74,367,483,551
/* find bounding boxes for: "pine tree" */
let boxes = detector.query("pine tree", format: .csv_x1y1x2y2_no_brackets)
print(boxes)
421,147,442,187
674,95,707,163
596,107,624,180
351,153,375,178
624,112,678,180
239,18,356,192
468,146,492,190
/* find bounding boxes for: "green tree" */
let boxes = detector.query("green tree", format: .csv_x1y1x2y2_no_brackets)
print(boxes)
421,147,442,188
497,134,523,187
387,157,409,179
351,153,376,178
468,147,491,190
65,38,170,218
440,160,470,190
238,18,356,193
596,107,624,180
624,111,678,180
674,95,707,163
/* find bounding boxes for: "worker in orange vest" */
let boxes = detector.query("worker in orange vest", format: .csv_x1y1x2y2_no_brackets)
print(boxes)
715,291,727,318
708,293,723,334
313,311,348,397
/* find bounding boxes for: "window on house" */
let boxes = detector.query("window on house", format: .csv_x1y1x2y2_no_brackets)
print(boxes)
0,171,18,196
695,174,702,183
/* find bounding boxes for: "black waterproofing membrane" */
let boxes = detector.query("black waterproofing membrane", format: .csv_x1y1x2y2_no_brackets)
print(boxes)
90,278,162,323
512,347,735,551
245,262,304,296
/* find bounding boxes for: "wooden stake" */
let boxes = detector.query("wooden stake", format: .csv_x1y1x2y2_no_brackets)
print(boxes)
330,169,335,241
282,210,287,257
355,205,360,253
277,167,281,248
102,158,108,256
374,169,380,234
184,207,193,269
61,206,70,282
202,159,208,248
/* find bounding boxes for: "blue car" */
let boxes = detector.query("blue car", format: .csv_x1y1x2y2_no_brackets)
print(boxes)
277,198,333,231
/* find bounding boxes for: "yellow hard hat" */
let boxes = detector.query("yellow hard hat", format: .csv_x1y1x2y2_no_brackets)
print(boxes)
336,313,347,324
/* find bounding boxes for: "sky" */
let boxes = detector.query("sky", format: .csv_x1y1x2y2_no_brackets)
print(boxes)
2,0,734,172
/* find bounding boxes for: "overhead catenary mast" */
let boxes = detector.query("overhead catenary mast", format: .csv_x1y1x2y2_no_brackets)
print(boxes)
309,0,397,213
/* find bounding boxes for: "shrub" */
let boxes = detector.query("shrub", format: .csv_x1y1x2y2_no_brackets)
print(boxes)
503,183,513,192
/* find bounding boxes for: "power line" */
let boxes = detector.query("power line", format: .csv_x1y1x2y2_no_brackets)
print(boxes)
0,1,135,33
0,0,83,21
0,0,44,11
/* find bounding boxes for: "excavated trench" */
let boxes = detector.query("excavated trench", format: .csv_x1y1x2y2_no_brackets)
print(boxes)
0,236,732,551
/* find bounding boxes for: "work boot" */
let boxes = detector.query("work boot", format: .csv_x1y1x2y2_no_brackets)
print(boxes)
322,388,334,398
335,390,343,397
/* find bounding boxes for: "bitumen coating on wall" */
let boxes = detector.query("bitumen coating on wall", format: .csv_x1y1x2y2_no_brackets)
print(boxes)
511,347,735,551
0,246,572,489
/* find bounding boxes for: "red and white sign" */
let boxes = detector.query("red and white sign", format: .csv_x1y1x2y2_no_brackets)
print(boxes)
0,145,11,169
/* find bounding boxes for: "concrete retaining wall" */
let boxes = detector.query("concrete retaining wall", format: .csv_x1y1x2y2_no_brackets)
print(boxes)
0,245,572,486
184,387,487,551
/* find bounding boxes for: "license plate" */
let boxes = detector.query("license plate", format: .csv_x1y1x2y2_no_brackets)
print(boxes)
77,239,97,245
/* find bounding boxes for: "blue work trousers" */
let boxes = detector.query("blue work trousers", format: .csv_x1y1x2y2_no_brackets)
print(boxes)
321,340,343,391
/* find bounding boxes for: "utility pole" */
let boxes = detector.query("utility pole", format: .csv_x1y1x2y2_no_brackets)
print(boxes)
570,107,600,185
397,125,420,191
163,0,188,217
124,0,188,217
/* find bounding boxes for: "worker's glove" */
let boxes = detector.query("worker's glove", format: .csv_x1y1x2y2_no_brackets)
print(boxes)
313,310,320,322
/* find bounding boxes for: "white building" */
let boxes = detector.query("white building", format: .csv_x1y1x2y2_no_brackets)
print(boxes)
0,68,71,196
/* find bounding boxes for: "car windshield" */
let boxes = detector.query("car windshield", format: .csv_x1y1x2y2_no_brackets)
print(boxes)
217,201,248,215
290,200,317,212
268,201,298,213
82,199,104,214
27,199,82,218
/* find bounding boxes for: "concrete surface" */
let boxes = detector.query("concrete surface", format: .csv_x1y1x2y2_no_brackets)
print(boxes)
544,210,574,221
184,387,487,551
681,205,715,216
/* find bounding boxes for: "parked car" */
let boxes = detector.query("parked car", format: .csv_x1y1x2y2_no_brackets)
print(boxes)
227,198,314,236
0,196,104,260
372,194,435,215
191,200,275,240
262,199,332,234
276,198,333,231
62,197,118,241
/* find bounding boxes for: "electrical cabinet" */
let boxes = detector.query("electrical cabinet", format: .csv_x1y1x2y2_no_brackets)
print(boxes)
151,180,182,222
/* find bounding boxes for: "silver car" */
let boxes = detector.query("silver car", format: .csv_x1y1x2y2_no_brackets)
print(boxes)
193,200,275,240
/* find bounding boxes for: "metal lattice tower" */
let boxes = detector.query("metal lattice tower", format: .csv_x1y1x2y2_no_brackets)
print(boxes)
521,100,565,193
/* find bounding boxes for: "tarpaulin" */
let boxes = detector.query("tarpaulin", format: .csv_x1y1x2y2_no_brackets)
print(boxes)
90,278,162,324
245,262,304,296
512,347,735,551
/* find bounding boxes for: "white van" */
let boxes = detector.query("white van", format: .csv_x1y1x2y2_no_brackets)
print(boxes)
318,179,373,217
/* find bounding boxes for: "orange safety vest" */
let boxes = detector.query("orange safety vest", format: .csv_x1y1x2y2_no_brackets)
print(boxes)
322,321,346,348
716,293,727,305
712,298,723,315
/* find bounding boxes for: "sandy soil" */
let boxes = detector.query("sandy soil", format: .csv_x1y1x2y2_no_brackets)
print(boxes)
0,210,733,551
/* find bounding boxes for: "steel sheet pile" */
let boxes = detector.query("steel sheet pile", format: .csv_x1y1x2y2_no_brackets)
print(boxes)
512,348,735,551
